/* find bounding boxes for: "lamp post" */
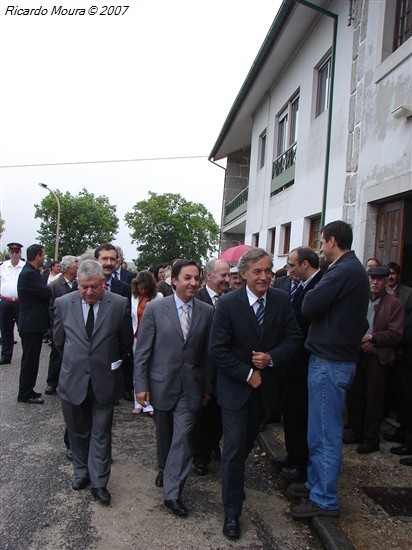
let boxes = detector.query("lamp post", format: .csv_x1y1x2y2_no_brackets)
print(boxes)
38,183,61,261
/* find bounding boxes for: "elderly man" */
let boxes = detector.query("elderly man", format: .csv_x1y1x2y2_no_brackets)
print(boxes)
345,266,404,453
54,260,133,504
0,242,25,365
209,247,301,539
192,258,230,475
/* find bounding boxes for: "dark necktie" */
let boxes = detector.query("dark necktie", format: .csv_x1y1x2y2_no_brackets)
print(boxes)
290,281,299,302
113,271,119,280
86,305,94,340
255,298,265,333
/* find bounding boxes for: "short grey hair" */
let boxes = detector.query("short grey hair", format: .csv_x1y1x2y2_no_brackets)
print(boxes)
77,259,104,281
203,258,228,277
237,247,273,273
60,255,78,274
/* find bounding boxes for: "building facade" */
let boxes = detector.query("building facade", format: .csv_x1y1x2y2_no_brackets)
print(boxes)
210,0,412,282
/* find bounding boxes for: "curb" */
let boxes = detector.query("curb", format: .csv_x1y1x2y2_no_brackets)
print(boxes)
257,430,355,550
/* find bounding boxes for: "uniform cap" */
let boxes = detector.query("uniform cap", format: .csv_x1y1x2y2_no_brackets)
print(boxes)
367,266,390,278
7,242,23,250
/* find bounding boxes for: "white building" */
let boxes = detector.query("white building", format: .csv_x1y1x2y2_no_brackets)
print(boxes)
210,0,412,282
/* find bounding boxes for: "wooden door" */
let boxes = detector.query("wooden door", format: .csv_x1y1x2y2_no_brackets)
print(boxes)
375,200,405,266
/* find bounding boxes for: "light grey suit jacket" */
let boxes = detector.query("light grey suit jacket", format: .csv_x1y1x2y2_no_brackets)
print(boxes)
53,290,133,405
134,295,214,412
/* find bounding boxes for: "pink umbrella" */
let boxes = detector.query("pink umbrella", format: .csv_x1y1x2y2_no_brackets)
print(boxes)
219,244,251,262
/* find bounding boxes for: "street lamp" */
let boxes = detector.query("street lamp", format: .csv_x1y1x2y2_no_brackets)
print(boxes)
38,183,61,261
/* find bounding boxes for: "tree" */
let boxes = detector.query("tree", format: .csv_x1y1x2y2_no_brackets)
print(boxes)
35,188,119,259
125,192,219,269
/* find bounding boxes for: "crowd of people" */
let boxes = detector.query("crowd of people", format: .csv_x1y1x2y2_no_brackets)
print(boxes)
0,219,411,540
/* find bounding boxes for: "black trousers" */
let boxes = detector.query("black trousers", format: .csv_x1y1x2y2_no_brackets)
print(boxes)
282,375,309,473
192,396,222,466
18,332,43,400
220,388,265,517
46,341,62,388
0,300,19,361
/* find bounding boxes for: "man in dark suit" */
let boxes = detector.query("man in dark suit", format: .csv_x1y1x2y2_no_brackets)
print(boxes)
134,259,214,517
17,244,52,404
192,258,230,475
279,246,322,483
54,260,133,505
209,247,301,539
44,255,79,395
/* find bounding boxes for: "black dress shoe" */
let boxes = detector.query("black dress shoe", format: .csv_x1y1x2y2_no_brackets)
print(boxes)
72,477,90,490
0,359,11,365
123,391,134,402
223,516,240,539
17,396,44,404
400,456,412,466
91,487,111,505
164,499,187,516
391,444,412,456
271,456,289,468
210,445,221,461
194,464,208,476
66,449,73,461
382,430,405,444
155,471,163,487
356,442,380,454
45,385,56,395
287,482,310,498
279,467,306,483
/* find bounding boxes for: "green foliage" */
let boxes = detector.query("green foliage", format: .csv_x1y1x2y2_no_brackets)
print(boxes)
124,192,219,269
35,188,119,259
0,216,4,237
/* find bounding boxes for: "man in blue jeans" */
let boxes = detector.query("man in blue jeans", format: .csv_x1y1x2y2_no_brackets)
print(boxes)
289,220,369,518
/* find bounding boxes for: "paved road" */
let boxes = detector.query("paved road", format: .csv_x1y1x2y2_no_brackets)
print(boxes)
0,340,319,549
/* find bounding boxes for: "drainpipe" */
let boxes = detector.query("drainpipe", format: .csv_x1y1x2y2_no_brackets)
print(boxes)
295,0,338,227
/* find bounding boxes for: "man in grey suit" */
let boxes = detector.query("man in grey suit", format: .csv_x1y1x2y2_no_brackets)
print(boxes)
134,259,214,517
54,260,133,505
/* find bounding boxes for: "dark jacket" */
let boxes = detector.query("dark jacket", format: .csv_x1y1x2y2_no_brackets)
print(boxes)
399,311,412,369
209,285,302,411
17,262,52,333
302,251,370,362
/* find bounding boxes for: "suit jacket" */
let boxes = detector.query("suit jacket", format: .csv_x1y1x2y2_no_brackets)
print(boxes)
120,267,137,285
209,285,302,411
134,295,214,412
282,270,323,378
394,284,412,315
273,275,292,295
17,263,52,333
48,274,73,328
53,291,133,405
196,286,214,307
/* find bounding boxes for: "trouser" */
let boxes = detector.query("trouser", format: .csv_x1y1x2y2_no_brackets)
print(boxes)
18,332,43,400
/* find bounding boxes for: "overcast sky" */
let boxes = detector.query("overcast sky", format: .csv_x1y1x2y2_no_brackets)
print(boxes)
0,0,281,261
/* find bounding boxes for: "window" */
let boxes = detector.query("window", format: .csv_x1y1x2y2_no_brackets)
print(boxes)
259,130,267,169
309,216,321,251
394,0,412,50
252,233,260,247
269,227,276,255
289,96,299,145
316,58,331,117
276,94,299,157
282,223,291,255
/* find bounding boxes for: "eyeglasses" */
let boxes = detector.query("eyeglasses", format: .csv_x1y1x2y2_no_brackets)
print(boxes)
8,249,21,254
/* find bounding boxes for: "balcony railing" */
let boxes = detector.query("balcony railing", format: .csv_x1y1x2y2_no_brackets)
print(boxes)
271,143,296,195
224,187,248,225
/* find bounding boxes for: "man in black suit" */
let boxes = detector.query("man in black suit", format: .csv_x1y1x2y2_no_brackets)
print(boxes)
192,258,230,475
44,255,79,395
17,244,52,404
94,244,133,401
279,246,322,483
209,247,301,539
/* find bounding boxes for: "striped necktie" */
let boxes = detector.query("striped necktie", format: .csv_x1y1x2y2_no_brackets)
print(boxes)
290,281,299,302
180,303,191,340
255,298,265,334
